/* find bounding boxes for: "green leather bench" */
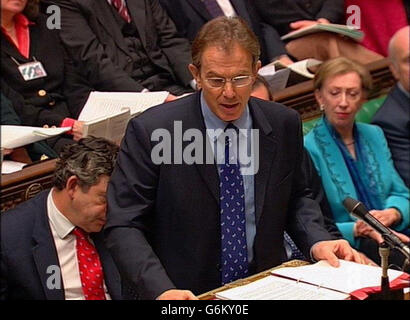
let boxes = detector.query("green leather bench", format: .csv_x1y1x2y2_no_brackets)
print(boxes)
302,96,387,135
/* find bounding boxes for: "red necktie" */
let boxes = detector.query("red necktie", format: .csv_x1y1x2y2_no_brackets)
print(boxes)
108,0,132,23
72,227,106,300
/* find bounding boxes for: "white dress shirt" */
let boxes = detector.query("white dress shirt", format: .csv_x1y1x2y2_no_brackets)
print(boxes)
47,190,111,300
216,0,237,17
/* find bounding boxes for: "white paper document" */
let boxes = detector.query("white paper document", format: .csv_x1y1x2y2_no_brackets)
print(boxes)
1,125,71,149
272,260,408,294
258,59,322,90
215,275,349,300
282,58,322,79
78,91,169,121
1,160,27,174
78,91,169,143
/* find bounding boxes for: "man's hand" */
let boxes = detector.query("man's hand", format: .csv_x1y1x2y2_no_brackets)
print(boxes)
312,239,364,267
156,289,198,300
165,93,177,102
275,54,294,66
72,120,84,141
289,18,330,30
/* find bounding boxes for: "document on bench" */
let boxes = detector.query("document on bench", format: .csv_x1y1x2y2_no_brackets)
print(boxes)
215,275,349,300
1,125,71,149
215,260,409,300
272,260,410,300
258,58,322,90
78,91,169,143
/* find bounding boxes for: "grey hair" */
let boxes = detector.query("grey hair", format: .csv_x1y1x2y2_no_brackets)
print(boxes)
53,137,119,191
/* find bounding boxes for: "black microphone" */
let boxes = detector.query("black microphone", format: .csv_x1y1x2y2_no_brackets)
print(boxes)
343,197,410,259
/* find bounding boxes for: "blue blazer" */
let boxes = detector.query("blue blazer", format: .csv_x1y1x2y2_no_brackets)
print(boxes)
305,117,409,248
372,84,410,188
0,190,128,300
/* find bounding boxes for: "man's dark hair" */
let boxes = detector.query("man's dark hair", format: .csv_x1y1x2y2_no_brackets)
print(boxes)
191,16,260,69
53,137,119,191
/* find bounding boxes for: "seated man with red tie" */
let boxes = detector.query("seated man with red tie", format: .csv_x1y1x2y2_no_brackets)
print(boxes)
0,137,132,300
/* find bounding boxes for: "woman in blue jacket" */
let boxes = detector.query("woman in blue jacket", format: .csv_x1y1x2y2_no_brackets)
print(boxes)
305,57,409,266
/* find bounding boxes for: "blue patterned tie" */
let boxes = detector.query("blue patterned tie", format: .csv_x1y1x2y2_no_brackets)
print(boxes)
284,232,305,261
219,124,248,285
202,0,225,18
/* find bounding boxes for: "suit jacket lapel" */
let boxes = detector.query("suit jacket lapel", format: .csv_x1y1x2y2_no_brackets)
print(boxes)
31,193,65,300
1,33,28,62
190,93,220,203
249,100,276,225
187,0,213,21
126,0,147,47
94,1,130,56
230,0,252,24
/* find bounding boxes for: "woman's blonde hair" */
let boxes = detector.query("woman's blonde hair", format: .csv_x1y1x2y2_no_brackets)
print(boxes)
314,57,373,93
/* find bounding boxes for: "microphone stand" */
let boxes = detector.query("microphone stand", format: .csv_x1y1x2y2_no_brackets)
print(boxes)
378,242,390,299
368,238,407,300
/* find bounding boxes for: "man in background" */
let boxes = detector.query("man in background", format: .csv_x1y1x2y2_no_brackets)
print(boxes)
373,26,410,189
46,0,195,100
0,137,132,300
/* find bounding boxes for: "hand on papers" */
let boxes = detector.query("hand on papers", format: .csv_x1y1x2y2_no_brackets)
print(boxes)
275,55,294,66
311,239,365,267
156,289,198,300
2,148,13,156
165,93,178,102
72,120,85,141
165,92,194,102
289,18,330,30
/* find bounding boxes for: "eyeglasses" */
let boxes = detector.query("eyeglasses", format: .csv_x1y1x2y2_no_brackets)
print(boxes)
204,75,254,88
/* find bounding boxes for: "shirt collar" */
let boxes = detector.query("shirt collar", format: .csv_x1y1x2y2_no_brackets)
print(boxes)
397,82,410,98
1,13,32,34
14,13,33,27
47,189,76,240
200,91,252,142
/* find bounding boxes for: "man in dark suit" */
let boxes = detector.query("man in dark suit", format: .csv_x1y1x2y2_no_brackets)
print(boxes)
373,26,410,189
105,17,365,300
0,137,132,300
158,0,281,65
252,0,383,66
47,0,194,98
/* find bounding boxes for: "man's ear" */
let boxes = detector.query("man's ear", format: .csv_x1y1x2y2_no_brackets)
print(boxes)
254,60,262,74
389,62,400,82
66,176,79,199
188,64,201,89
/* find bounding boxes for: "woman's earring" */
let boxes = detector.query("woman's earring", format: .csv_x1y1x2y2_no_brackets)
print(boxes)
320,104,325,111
